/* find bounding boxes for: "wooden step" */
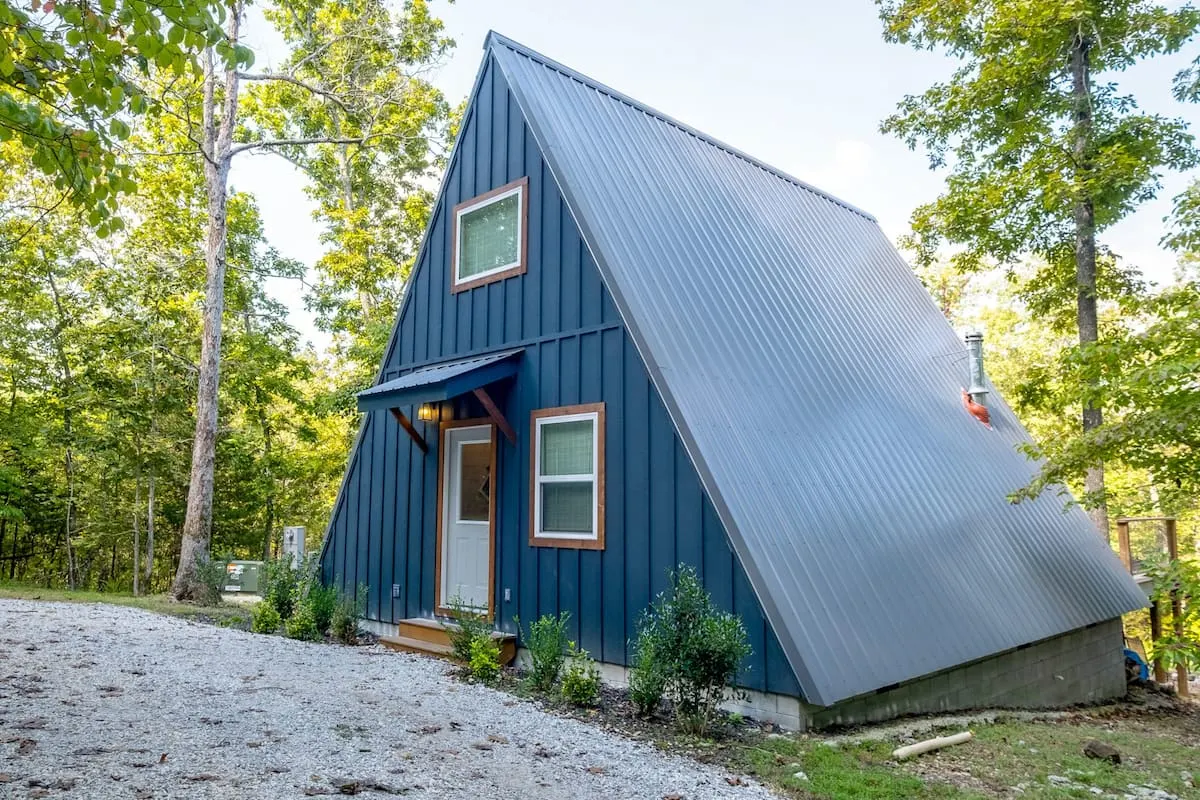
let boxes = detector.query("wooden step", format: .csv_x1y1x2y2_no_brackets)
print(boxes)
387,617,517,665
397,617,453,645
379,634,456,657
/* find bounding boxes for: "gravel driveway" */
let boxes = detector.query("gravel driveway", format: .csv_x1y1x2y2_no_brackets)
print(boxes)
0,600,774,799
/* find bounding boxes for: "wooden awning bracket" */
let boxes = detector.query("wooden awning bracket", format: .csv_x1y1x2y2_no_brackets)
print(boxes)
389,407,429,454
473,387,516,444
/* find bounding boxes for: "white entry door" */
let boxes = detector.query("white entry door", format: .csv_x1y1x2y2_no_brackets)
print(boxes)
440,424,493,612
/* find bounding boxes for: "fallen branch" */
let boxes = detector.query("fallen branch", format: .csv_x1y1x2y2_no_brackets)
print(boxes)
892,731,973,760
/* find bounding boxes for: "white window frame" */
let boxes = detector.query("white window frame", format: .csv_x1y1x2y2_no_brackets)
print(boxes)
453,181,525,289
533,410,600,542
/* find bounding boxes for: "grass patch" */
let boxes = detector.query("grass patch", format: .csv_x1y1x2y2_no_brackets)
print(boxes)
741,734,983,799
736,708,1200,799
0,581,253,629
909,717,1200,798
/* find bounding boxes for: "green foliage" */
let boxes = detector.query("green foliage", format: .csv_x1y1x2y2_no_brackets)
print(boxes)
191,556,225,606
0,0,243,232
468,636,502,683
559,642,601,707
289,554,336,635
304,582,338,636
331,584,366,645
1143,554,1200,673
252,600,283,634
284,601,321,641
632,565,751,734
515,611,570,692
261,557,301,620
628,642,667,717
240,0,453,385
878,0,1199,277
1010,281,1200,510
445,595,491,663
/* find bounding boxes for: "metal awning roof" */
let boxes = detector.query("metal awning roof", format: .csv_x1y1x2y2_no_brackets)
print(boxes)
356,349,523,412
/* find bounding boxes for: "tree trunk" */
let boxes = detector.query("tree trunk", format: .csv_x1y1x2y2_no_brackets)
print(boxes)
260,405,275,562
1071,31,1109,543
46,270,77,589
145,350,157,590
145,467,155,589
173,9,243,601
8,520,16,580
133,468,141,596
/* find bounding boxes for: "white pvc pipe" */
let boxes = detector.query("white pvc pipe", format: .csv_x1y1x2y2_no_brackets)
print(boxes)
892,731,973,760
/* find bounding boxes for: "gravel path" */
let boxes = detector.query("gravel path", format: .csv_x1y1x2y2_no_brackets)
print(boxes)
0,600,774,799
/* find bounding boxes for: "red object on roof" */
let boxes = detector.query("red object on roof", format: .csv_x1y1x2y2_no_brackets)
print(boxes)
962,390,991,427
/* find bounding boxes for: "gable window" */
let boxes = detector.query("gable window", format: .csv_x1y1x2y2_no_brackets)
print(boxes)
530,403,605,550
451,177,528,292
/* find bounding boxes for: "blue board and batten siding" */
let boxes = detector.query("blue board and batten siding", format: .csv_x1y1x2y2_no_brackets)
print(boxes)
320,55,800,698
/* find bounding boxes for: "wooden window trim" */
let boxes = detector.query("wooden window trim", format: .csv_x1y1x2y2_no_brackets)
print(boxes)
450,177,529,294
434,418,497,621
528,403,606,551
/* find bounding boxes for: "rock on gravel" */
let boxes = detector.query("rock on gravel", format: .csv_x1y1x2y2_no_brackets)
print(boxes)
0,600,775,799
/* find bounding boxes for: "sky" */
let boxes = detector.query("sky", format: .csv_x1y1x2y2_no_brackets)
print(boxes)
232,0,1200,353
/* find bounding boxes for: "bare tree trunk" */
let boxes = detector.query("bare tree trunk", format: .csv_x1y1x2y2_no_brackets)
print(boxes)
173,7,243,601
146,467,155,589
1071,31,1109,543
46,270,77,589
8,520,17,580
133,466,141,596
145,350,157,590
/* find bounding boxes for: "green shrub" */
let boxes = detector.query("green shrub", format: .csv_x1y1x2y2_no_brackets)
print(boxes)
261,556,300,619
468,636,502,683
192,555,226,606
446,595,492,663
331,585,365,645
294,558,337,636
251,601,282,634
627,645,667,716
631,565,751,734
515,611,570,692
560,643,601,707
284,602,321,641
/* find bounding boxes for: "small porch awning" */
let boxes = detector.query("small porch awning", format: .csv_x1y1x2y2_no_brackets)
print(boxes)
357,349,523,412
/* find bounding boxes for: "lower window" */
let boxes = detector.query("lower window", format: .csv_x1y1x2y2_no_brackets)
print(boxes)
530,403,605,549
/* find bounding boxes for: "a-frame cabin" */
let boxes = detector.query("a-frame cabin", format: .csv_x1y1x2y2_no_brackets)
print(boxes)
320,32,1145,728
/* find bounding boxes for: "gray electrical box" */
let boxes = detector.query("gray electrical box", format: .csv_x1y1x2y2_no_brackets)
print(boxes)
282,526,305,566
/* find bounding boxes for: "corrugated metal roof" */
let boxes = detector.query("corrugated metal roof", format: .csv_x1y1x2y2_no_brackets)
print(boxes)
357,349,523,411
487,32,1146,706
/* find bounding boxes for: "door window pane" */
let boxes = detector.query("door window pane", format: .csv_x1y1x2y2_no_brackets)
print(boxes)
458,193,519,279
540,419,593,476
458,442,490,521
541,481,593,533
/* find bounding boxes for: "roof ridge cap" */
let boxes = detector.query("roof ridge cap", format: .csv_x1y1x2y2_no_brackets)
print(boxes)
484,31,877,223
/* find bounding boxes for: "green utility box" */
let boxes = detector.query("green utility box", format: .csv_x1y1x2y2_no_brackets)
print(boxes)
222,560,263,594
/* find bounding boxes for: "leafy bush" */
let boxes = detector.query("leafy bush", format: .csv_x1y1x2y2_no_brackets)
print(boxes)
468,636,502,683
284,602,321,641
560,643,601,707
261,556,300,619
331,585,366,645
1144,554,1200,673
627,642,667,716
294,558,337,636
192,555,226,606
251,601,282,634
446,595,492,663
515,611,570,692
631,565,751,734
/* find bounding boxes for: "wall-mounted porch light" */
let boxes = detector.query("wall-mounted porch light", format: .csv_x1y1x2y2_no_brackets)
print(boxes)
417,403,436,422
